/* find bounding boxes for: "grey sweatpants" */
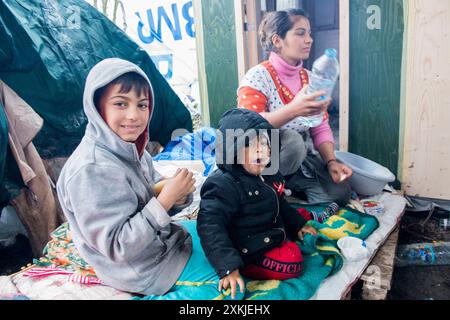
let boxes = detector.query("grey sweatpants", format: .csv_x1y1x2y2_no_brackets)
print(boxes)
278,129,352,206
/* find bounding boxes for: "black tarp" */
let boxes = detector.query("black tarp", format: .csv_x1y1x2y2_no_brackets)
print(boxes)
0,0,193,207
0,104,23,210
0,0,192,159
0,104,9,208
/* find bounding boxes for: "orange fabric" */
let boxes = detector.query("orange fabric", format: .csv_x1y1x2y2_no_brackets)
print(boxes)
237,86,268,113
261,61,309,106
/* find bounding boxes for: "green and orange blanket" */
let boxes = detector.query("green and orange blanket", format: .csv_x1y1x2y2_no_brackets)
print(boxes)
32,205,378,300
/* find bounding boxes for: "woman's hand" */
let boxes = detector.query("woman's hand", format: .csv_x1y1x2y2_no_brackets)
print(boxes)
323,95,332,110
286,85,331,118
219,269,245,299
327,161,353,184
298,225,318,241
157,168,196,211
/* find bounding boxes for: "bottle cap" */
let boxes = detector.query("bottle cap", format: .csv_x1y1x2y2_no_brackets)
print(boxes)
325,48,337,58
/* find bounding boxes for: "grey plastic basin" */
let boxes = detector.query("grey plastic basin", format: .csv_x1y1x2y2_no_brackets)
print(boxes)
335,151,396,196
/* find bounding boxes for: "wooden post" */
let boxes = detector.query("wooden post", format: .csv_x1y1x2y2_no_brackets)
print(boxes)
339,0,350,151
235,0,248,80
246,0,262,68
193,0,239,127
360,227,400,300
193,0,211,126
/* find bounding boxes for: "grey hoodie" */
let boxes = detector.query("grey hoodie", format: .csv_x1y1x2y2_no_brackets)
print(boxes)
56,58,192,295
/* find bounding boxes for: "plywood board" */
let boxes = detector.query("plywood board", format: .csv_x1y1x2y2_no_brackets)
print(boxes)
361,227,400,300
400,0,450,199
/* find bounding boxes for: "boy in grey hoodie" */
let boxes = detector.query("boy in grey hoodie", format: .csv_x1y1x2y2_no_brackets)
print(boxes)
57,58,197,295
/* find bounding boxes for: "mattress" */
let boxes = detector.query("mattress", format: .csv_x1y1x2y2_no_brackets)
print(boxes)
0,161,406,300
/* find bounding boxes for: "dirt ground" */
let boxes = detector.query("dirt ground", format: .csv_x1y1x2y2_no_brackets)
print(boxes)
0,234,33,277
387,213,450,300
1,211,450,299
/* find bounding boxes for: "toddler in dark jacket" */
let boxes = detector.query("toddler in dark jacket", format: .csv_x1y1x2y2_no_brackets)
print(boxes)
197,108,317,298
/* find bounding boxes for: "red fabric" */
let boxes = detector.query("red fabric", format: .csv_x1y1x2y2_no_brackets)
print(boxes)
241,241,303,280
296,208,313,222
261,60,309,106
237,86,268,113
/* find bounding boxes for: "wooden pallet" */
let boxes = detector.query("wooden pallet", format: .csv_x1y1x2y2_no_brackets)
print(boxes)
360,226,400,300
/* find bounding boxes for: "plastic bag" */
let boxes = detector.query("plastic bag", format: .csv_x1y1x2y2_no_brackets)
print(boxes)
154,127,217,176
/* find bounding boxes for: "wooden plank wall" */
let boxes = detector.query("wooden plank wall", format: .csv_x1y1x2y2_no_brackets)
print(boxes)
349,0,404,184
400,0,450,199
194,0,239,127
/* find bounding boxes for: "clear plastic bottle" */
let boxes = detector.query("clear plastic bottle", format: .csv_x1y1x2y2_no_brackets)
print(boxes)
299,48,340,128
439,218,450,231
394,242,450,267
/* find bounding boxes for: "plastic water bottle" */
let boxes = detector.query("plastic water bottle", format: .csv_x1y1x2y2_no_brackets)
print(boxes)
394,242,450,267
439,217,450,231
300,48,340,128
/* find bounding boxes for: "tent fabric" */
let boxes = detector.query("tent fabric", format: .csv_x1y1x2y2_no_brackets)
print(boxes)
0,80,43,185
0,0,192,159
0,80,60,255
154,127,217,176
0,104,9,208
0,100,22,210
405,195,450,214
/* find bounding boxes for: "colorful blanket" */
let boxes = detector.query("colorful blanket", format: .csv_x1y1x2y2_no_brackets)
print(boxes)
139,205,378,300
33,222,96,277
243,204,379,300
31,205,378,300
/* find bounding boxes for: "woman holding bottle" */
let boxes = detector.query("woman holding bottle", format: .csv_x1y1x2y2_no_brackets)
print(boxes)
237,8,352,205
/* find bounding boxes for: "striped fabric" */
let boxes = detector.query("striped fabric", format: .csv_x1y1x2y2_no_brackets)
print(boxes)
23,265,104,285
67,274,104,285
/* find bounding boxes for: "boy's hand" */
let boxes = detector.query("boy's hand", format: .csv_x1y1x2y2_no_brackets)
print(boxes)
218,269,245,299
298,226,318,241
174,195,188,206
157,168,195,211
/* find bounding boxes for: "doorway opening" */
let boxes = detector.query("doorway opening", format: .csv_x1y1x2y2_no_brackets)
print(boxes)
241,0,342,148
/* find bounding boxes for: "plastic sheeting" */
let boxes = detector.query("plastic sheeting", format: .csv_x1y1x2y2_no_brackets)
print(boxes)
0,0,192,159
154,128,217,176
0,105,22,209
405,195,450,215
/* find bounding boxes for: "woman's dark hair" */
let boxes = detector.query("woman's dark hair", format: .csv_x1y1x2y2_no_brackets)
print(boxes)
94,72,151,110
259,8,309,52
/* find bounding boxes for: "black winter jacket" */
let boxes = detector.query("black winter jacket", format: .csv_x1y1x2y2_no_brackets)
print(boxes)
197,109,307,278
